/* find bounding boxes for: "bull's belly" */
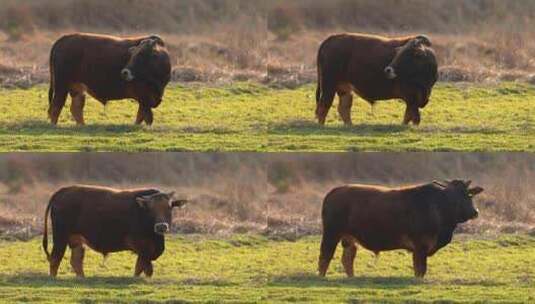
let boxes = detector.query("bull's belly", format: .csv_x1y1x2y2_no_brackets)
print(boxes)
69,233,128,255
352,232,439,255
75,80,131,103
346,82,400,102
350,231,414,253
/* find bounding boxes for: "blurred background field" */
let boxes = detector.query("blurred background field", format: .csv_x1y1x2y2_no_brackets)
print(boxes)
1,0,535,88
267,153,535,238
0,153,267,239
1,153,534,240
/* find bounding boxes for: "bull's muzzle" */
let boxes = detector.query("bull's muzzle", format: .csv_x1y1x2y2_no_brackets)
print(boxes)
154,222,169,234
384,66,397,79
121,68,134,81
472,209,479,219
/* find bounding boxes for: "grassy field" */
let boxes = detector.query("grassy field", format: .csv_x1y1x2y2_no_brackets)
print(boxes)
0,82,533,151
0,235,269,303
267,82,535,152
0,234,533,303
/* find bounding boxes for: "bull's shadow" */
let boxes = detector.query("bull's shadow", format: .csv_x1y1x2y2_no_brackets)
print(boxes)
268,120,505,136
268,120,410,136
269,273,418,290
0,272,144,289
0,120,144,135
269,273,504,289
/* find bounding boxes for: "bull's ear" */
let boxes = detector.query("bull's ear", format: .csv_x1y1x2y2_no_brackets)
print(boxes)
148,35,165,46
464,180,472,187
468,186,484,196
136,196,150,208
146,39,157,48
415,35,432,47
171,199,188,208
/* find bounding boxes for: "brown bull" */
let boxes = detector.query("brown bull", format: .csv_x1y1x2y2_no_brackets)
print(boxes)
316,33,438,126
48,33,171,126
42,185,187,278
318,180,483,278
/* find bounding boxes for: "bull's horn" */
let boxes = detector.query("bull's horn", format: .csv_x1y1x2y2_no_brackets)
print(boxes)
432,180,448,188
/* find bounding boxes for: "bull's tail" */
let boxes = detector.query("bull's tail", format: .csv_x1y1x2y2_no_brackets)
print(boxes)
316,63,322,105
48,35,68,110
315,41,324,107
47,39,60,114
42,194,54,261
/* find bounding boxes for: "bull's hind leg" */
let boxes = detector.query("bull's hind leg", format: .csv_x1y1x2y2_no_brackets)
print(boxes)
69,88,86,125
340,235,357,277
318,231,341,277
48,88,68,125
69,245,86,278
49,237,67,277
316,84,336,125
336,90,353,126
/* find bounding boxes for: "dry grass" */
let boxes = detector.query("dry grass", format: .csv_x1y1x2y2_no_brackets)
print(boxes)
0,0,267,88
267,0,535,87
1,153,535,240
0,154,268,240
2,1,535,87
267,154,535,239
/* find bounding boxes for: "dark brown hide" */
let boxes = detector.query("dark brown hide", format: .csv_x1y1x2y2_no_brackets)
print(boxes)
315,33,438,126
318,180,483,278
48,33,171,125
42,185,187,277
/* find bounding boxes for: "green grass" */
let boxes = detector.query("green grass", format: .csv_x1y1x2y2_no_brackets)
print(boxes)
0,82,533,151
266,82,535,151
0,235,269,303
0,234,533,303
0,83,270,151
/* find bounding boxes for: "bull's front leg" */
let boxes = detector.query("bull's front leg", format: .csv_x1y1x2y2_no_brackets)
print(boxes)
135,105,144,125
412,249,428,278
403,104,421,125
134,255,153,277
135,104,154,126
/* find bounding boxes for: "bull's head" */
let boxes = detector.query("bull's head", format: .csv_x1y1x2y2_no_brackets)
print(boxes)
384,35,436,81
121,36,166,82
136,191,188,235
433,179,484,223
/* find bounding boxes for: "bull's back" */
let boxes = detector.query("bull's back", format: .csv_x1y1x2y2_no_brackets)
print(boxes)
49,186,155,252
51,34,139,98
322,184,414,250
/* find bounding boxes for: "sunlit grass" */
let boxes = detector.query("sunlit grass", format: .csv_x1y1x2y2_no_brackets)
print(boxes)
0,82,533,151
0,234,533,303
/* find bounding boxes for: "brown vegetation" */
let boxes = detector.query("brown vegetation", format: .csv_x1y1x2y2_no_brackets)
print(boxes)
0,154,267,240
2,1,535,87
267,154,535,239
267,0,535,87
0,0,267,88
1,153,534,240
